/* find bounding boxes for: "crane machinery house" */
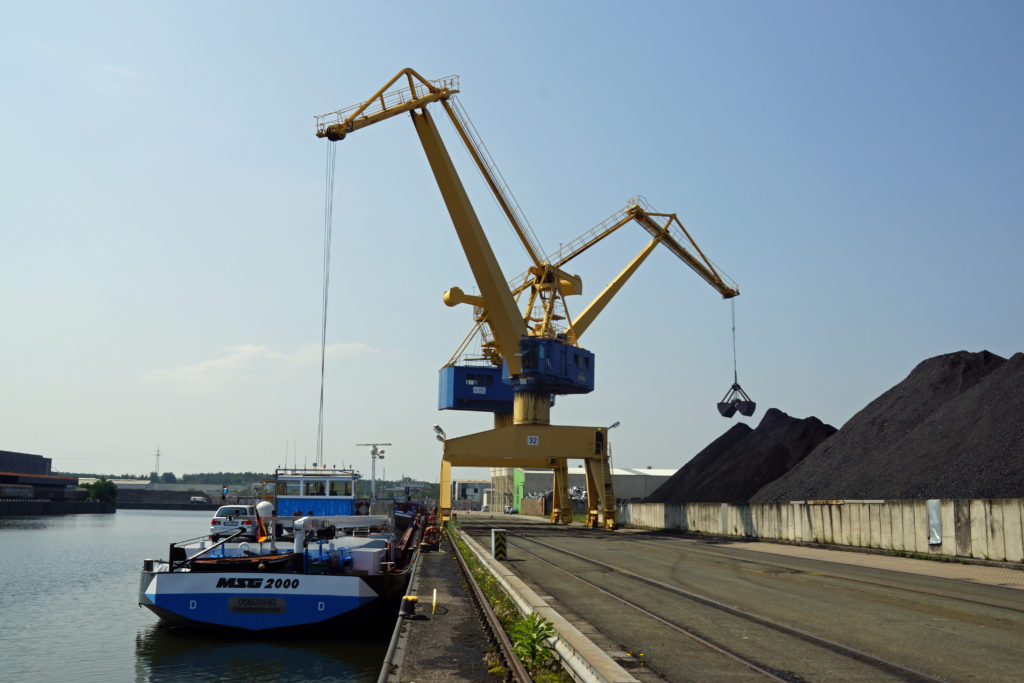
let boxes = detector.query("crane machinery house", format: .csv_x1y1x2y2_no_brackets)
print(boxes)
438,341,594,413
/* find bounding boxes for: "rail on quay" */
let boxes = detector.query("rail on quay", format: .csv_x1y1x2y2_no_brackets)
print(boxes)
453,525,640,683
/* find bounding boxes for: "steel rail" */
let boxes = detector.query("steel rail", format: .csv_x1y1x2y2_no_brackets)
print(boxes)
625,535,1024,617
449,528,533,683
509,536,785,681
508,531,947,683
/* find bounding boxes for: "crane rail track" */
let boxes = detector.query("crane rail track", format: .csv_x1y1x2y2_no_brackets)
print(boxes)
623,535,1024,618
468,523,951,682
448,530,533,683
489,525,1024,618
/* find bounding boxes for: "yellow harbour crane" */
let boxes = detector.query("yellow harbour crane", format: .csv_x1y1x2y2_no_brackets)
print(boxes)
316,68,744,529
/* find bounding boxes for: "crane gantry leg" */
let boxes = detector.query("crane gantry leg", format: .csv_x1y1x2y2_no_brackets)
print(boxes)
584,454,617,530
550,460,573,524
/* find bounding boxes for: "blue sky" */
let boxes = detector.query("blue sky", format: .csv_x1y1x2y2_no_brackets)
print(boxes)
2,2,1021,482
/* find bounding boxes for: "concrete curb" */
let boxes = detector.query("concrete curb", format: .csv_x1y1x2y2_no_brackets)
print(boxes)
378,550,421,682
456,527,639,683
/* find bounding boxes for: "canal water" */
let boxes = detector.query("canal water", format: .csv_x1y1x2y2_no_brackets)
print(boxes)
0,510,388,682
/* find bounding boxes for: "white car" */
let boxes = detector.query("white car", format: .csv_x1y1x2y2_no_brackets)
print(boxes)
209,505,258,539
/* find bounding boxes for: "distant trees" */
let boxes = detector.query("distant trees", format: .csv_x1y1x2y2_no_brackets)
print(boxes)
178,472,273,486
60,471,441,499
85,477,117,504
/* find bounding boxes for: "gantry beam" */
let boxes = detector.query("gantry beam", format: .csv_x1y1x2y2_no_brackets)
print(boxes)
438,424,617,529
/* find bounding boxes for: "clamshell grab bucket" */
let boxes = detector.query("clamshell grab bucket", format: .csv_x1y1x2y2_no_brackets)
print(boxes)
718,383,756,418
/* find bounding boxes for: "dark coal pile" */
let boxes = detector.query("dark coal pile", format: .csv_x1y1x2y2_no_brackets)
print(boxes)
644,408,837,503
752,350,1024,502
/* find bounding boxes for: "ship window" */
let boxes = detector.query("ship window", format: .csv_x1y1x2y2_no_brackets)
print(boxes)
304,481,326,496
330,480,352,497
278,480,300,496
466,374,476,385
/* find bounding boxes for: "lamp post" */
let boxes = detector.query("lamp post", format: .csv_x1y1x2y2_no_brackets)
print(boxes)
607,421,620,477
356,442,391,502
433,425,446,504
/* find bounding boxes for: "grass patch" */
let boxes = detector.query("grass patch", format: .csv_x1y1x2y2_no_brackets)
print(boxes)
447,520,572,681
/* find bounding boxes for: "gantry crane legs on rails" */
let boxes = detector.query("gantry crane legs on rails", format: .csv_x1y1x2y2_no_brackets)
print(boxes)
316,69,740,529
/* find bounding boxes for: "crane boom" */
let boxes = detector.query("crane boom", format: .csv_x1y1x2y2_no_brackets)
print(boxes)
409,107,528,374
547,197,738,300
316,69,544,268
570,235,663,340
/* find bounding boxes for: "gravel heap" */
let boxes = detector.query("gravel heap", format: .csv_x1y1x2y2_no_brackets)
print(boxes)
644,408,837,503
752,350,1024,501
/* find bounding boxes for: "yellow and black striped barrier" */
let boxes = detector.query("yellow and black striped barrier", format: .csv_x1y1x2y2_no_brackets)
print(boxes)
491,528,507,560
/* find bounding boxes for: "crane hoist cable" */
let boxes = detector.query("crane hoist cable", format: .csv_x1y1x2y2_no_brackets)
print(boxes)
316,141,338,465
718,299,756,418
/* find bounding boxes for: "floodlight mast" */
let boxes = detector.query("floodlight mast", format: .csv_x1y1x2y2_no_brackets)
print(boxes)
356,442,392,502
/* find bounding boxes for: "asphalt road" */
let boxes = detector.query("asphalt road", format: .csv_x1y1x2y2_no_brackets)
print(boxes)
462,513,1024,682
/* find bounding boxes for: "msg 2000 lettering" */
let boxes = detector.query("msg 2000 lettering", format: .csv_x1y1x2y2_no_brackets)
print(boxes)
215,577,300,589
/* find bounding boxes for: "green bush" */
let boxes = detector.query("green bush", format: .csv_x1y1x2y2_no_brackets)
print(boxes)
86,477,117,504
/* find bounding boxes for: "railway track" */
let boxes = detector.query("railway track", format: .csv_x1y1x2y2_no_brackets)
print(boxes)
460,519,1024,682
448,529,533,682
624,535,1024,619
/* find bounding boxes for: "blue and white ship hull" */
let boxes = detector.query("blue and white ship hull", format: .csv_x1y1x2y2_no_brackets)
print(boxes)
139,508,423,632
139,568,409,632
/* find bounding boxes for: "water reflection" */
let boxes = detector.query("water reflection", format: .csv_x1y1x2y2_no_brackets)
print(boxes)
135,623,387,682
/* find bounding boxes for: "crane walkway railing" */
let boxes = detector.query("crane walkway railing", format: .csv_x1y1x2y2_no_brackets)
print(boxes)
445,95,546,263
314,75,460,135
546,196,653,267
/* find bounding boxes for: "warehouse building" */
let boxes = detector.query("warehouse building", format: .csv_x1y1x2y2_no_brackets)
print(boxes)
491,466,675,512
0,450,80,500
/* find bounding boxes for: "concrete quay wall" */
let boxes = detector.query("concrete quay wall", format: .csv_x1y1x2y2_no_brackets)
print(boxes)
618,498,1024,563
0,500,115,516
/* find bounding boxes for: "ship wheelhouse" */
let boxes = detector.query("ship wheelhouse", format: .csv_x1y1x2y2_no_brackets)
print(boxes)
271,468,363,517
